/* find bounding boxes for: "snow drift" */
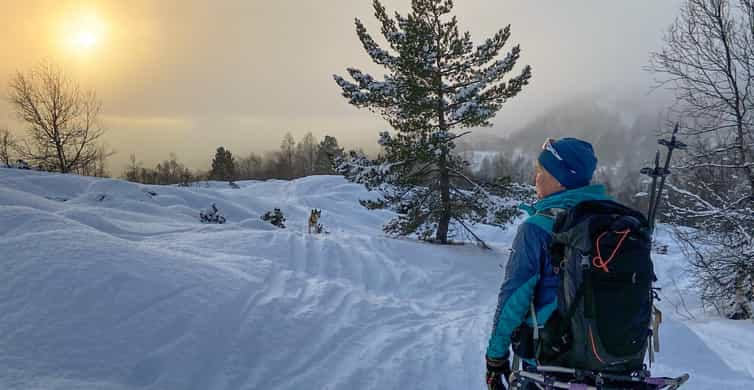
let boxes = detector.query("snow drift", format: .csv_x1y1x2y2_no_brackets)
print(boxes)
0,168,751,389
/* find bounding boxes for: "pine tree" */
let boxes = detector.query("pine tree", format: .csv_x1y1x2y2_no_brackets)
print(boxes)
336,150,382,186
225,149,236,182
210,146,237,182
123,153,141,182
315,135,344,174
334,0,531,244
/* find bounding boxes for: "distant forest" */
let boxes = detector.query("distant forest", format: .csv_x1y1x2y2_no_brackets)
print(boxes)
120,132,345,186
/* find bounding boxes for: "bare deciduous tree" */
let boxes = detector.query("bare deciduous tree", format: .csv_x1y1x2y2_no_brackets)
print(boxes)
237,152,263,180
123,152,194,185
0,128,17,167
295,132,318,176
278,133,295,179
123,153,142,182
8,62,105,174
649,0,754,319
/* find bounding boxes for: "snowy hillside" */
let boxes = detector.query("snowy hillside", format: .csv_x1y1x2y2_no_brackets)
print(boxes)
0,168,752,390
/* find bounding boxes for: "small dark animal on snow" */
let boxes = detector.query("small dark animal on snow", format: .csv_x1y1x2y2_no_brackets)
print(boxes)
308,209,323,234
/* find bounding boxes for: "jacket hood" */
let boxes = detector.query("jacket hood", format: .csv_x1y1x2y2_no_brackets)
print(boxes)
520,184,610,216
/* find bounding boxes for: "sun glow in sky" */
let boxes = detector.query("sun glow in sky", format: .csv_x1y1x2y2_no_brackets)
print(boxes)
62,10,106,55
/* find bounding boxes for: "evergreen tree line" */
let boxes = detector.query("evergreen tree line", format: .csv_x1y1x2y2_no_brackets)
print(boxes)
121,132,345,185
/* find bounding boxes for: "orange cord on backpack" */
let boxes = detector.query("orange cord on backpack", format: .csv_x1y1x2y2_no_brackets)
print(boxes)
592,228,631,273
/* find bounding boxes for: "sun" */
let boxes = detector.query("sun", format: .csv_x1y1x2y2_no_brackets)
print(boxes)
72,29,99,49
62,10,106,55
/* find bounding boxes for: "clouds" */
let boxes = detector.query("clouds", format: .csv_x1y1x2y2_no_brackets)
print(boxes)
0,0,682,173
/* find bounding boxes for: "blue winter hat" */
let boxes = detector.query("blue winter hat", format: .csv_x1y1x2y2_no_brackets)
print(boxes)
537,137,597,189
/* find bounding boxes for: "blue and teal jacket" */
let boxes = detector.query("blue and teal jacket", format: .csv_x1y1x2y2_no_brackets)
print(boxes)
486,184,611,359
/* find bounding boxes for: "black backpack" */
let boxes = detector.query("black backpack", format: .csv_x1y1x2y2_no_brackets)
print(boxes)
538,200,654,373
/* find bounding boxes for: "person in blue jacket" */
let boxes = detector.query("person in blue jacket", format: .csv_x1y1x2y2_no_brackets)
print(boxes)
485,137,611,390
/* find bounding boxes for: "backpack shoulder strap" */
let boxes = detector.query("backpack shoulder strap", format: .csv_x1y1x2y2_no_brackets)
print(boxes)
524,207,567,333
526,207,566,233
526,214,554,233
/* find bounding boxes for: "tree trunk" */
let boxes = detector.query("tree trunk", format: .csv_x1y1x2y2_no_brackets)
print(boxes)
731,268,752,319
434,12,450,244
436,159,450,244
55,137,67,173
436,151,451,244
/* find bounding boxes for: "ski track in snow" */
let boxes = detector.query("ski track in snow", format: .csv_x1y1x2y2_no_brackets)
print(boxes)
0,168,752,390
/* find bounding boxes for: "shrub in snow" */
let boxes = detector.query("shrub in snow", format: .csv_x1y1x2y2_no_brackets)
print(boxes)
13,159,30,170
200,203,226,224
261,208,286,228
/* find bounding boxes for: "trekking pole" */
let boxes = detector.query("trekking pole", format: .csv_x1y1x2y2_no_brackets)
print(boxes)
638,124,687,376
641,123,687,234
649,124,686,227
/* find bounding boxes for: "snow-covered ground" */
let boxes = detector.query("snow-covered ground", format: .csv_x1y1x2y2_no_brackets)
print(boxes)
0,168,752,390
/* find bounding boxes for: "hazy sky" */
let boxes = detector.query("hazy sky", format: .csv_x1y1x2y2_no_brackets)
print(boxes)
0,0,682,173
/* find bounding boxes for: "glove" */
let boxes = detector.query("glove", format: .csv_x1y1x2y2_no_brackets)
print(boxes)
486,355,512,390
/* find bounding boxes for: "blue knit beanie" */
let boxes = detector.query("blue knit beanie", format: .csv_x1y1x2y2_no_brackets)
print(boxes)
537,137,597,189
